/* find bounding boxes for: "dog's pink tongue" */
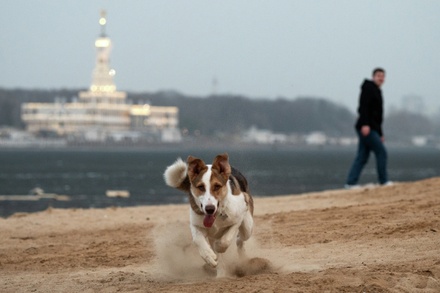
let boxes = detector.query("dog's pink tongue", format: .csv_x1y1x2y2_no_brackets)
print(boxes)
203,214,216,228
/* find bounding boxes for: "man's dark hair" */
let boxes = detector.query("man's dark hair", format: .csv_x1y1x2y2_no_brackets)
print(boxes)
372,67,385,76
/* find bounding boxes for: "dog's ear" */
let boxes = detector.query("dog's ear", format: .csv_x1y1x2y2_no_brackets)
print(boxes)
187,156,207,181
212,153,231,180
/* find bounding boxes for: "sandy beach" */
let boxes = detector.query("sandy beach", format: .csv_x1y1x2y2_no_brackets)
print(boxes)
1,177,439,292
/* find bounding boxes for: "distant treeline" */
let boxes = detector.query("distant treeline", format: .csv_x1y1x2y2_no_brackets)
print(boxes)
132,91,356,136
1,88,438,140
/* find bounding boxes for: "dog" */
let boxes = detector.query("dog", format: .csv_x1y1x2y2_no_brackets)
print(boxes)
163,153,254,277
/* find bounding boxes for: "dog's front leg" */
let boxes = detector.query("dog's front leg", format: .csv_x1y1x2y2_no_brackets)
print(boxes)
214,223,240,253
190,225,217,267
216,253,227,278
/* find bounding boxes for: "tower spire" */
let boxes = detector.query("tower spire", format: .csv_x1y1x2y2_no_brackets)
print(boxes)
99,10,107,36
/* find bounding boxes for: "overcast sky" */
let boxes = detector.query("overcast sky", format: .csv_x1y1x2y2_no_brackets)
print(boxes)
1,1,439,113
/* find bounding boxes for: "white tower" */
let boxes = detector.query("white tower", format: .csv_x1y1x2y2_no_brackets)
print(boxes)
91,10,116,93
79,10,127,105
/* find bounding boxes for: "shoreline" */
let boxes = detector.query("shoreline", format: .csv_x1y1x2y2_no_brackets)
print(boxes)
1,140,439,153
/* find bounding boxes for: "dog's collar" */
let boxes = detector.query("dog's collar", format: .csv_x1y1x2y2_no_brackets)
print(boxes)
219,211,228,220
218,204,228,219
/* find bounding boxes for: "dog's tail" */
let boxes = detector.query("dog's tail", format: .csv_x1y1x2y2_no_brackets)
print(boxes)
163,158,191,192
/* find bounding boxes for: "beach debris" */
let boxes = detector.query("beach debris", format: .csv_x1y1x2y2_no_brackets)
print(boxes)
0,187,70,201
29,187,45,196
106,190,130,198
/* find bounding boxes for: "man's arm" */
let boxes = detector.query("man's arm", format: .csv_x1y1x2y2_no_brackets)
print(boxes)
358,87,372,136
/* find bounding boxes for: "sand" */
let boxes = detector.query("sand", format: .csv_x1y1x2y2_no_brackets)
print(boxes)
1,177,439,292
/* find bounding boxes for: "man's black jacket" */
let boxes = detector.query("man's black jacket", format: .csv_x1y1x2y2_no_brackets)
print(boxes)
355,79,384,136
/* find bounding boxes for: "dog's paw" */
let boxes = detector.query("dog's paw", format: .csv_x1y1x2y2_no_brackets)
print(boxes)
200,248,218,267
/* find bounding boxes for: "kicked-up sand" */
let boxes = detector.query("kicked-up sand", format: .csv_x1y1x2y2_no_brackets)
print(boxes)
1,177,439,292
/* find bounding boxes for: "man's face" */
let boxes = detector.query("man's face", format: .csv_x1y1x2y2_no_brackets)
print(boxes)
373,71,385,87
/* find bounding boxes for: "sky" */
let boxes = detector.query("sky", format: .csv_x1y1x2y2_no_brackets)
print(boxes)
1,1,439,113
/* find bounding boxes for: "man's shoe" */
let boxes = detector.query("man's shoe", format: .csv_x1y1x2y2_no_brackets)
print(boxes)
381,181,394,186
344,184,360,190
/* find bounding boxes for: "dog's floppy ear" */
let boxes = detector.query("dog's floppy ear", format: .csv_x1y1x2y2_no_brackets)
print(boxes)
187,156,207,181
212,153,231,180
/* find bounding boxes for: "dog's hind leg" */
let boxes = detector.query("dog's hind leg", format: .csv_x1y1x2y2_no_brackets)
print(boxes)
237,211,254,258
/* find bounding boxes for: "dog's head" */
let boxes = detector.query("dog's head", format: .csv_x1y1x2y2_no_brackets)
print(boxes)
187,153,231,228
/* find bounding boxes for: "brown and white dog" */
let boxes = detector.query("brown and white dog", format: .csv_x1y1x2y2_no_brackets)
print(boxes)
163,153,254,277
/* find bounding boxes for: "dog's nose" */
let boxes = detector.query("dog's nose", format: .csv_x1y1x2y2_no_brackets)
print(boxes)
205,205,216,215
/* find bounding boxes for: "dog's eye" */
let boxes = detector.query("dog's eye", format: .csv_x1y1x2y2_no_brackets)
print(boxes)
197,185,205,192
213,184,222,191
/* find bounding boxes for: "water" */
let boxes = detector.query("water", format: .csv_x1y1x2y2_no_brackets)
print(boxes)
1,147,439,217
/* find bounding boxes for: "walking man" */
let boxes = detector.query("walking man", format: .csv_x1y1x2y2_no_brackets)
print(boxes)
345,68,391,188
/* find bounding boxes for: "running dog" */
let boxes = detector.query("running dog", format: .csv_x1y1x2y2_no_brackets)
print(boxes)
163,153,254,277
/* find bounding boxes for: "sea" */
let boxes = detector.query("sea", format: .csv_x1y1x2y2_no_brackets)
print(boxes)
1,146,439,217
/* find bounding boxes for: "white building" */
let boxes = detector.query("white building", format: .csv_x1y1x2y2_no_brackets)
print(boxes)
243,126,287,144
21,11,181,143
305,131,327,145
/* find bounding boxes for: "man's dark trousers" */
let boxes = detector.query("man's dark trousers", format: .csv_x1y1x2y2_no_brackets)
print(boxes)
346,130,388,185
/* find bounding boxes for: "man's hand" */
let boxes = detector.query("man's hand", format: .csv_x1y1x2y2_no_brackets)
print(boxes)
361,125,370,136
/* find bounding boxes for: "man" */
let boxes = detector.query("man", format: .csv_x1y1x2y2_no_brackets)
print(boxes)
345,68,391,188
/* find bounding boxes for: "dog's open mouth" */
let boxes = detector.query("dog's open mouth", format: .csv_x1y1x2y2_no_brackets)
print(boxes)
203,204,217,228
203,214,216,228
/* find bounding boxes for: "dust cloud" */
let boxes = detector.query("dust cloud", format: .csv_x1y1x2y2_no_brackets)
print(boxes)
152,221,276,281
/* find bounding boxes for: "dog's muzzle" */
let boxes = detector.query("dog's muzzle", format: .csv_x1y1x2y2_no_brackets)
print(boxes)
205,204,216,215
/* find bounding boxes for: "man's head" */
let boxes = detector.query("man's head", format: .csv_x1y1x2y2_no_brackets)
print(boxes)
372,67,385,87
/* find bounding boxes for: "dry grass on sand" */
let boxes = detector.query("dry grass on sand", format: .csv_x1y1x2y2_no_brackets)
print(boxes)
1,177,440,292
